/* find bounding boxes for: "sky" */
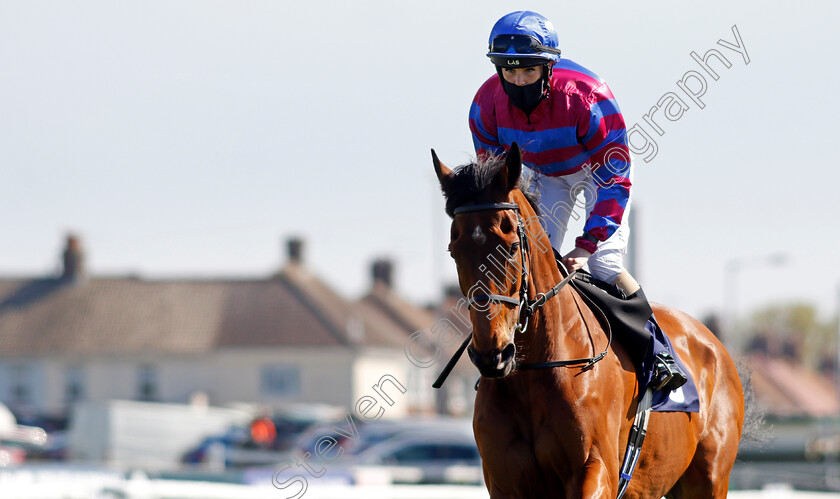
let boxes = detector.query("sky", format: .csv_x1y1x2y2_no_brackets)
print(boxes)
2,0,839,331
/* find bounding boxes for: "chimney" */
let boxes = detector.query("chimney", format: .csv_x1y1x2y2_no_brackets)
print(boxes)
371,258,394,289
286,237,304,265
62,234,86,282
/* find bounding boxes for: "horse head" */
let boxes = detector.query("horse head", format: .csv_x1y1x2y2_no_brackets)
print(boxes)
433,143,537,378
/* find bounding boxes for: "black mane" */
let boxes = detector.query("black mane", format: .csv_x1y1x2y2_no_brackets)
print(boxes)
440,154,540,218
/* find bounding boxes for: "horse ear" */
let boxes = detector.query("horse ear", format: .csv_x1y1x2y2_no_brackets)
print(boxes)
431,149,452,187
505,142,523,191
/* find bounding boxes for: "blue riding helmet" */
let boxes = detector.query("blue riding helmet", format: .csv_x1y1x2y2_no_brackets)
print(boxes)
487,11,562,68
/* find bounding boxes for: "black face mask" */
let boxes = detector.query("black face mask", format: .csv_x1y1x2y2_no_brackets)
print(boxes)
500,76,545,116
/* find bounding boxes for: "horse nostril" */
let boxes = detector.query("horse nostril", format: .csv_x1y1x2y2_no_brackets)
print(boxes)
501,343,516,364
491,349,503,367
467,343,516,376
467,344,479,365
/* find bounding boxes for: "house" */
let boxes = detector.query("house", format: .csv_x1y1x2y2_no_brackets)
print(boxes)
0,235,471,420
747,353,840,419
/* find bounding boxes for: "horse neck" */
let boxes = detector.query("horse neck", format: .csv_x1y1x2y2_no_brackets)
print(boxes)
513,191,591,364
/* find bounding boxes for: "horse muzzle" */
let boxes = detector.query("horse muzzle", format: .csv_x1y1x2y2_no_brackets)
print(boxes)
467,342,516,378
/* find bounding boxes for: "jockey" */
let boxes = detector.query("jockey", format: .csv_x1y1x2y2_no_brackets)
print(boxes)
469,11,686,392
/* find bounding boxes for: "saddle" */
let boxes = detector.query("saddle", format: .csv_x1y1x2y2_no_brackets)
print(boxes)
564,264,698,413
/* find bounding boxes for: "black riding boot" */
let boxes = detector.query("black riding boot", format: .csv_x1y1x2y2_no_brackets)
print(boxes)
624,289,687,393
651,352,688,392
560,257,688,393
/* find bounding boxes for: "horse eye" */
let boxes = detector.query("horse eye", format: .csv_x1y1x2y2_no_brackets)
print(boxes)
509,242,520,256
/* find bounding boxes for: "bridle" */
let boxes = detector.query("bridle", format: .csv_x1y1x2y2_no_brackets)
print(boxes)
452,201,611,370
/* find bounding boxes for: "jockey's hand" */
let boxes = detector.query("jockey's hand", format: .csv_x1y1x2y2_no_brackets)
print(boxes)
561,247,592,274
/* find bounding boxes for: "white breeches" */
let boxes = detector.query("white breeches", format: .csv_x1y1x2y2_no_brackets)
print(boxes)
522,166,632,283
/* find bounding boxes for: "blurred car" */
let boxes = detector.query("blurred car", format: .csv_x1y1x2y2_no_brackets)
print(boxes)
0,404,50,463
294,416,473,459
0,445,26,466
35,431,69,461
349,429,482,484
289,417,481,485
10,413,67,461
180,425,250,466
3,428,64,461
0,427,47,464
181,404,346,468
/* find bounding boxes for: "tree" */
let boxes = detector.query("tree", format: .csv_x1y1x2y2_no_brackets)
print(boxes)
747,303,836,371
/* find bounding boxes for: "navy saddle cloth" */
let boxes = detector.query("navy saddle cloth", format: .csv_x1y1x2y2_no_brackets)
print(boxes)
570,272,700,413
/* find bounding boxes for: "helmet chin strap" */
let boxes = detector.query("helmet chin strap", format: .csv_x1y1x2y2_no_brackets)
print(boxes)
542,63,552,97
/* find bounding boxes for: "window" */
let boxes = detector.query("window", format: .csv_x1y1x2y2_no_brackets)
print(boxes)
438,444,480,461
65,366,85,403
260,365,300,397
10,365,32,406
390,444,438,463
137,364,158,401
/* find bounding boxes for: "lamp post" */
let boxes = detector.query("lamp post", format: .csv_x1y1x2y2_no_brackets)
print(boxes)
835,282,840,411
835,282,840,488
723,253,788,356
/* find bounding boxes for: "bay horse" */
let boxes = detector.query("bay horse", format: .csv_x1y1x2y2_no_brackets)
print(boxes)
432,144,744,498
